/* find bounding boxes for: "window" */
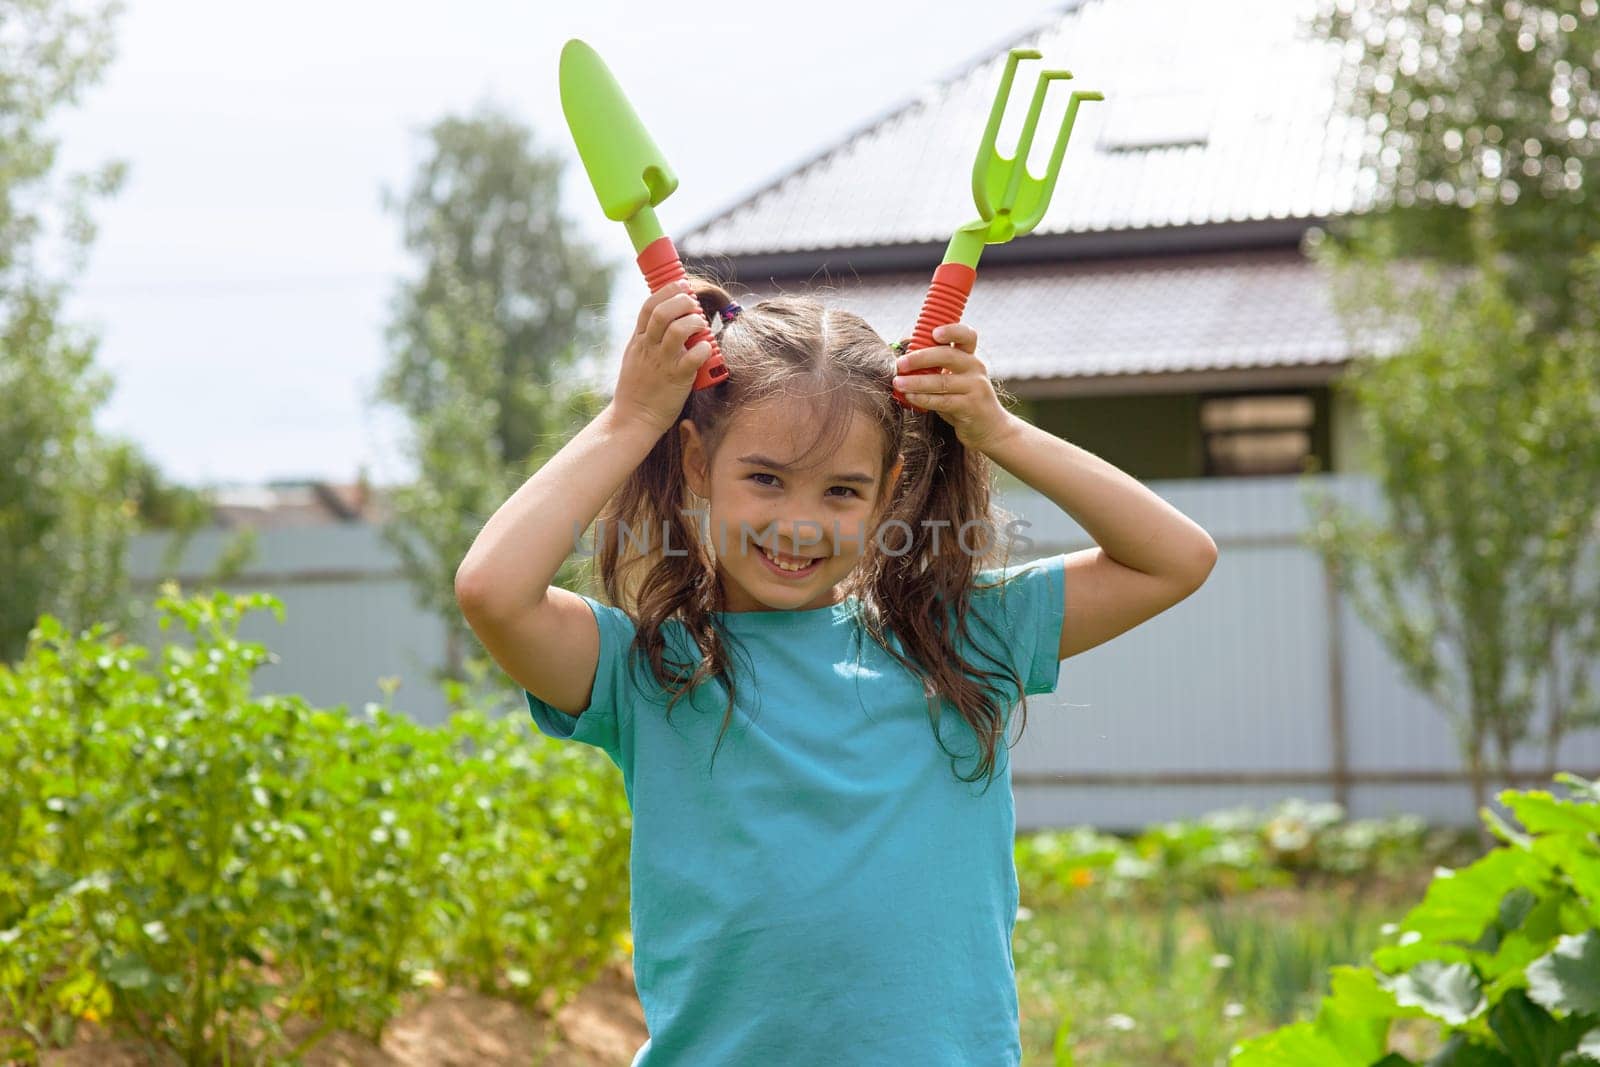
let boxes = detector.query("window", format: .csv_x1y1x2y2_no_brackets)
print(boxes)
1201,392,1317,476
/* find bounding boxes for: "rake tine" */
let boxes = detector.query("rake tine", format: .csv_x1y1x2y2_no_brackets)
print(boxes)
998,70,1073,210
1016,87,1105,233
972,49,1041,220
989,70,1080,240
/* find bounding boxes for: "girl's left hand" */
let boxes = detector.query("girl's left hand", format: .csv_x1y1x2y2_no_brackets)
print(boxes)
892,323,1014,452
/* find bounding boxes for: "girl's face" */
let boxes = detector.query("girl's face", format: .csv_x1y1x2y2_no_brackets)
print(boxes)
680,397,900,613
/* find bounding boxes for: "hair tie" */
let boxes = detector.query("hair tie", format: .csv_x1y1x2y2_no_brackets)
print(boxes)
718,302,742,324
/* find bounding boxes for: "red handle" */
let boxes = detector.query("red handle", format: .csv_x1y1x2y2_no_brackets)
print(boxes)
637,235,728,391
893,262,976,410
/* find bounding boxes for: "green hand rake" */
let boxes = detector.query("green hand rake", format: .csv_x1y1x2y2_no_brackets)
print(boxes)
893,49,1103,410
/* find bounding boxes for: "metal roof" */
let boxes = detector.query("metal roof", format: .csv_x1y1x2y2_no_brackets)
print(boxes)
720,247,1368,393
678,0,1369,260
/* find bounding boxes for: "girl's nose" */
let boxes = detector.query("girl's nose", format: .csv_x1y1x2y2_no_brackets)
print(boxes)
773,521,832,555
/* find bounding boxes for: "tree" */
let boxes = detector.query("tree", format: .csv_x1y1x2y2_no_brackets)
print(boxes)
1312,0,1599,331
1301,238,1600,830
0,0,220,663
1303,0,1600,832
373,100,614,694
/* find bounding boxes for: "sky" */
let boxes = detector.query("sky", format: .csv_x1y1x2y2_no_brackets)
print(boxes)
42,0,1070,490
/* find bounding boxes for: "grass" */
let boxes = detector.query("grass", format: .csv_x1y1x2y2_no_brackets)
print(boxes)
1013,871,1442,1066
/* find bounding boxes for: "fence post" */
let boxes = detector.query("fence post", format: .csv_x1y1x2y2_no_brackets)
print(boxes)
1323,555,1351,812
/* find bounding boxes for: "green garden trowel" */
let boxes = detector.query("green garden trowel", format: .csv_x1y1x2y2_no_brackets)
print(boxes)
559,38,728,391
894,49,1103,410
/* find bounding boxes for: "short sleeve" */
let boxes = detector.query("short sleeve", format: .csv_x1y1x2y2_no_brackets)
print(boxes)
523,593,637,768
969,552,1067,696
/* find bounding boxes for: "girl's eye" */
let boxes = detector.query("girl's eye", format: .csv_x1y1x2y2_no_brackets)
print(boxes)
748,473,857,499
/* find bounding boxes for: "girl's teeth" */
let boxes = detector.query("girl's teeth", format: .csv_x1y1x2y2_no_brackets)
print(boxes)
764,548,815,571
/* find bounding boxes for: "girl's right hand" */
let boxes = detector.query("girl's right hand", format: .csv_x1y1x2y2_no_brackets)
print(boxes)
610,282,713,436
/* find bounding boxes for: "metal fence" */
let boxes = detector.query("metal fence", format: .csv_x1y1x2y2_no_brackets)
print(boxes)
125,473,1600,831
1003,473,1600,831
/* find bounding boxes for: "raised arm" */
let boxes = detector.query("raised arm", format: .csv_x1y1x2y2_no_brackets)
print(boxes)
454,281,712,714
455,409,658,609
890,321,1218,662
454,407,660,715
982,415,1218,660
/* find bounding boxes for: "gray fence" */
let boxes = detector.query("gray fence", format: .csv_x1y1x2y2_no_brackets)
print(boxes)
127,524,459,727
125,473,1600,832
1005,473,1600,832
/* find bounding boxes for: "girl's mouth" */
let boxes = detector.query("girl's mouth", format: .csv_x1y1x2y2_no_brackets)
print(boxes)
758,545,822,579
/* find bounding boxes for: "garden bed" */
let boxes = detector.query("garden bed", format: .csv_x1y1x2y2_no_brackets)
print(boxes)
33,959,646,1067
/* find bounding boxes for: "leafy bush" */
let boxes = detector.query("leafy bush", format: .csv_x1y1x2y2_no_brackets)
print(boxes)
1016,798,1465,909
0,585,630,1065
1229,773,1600,1066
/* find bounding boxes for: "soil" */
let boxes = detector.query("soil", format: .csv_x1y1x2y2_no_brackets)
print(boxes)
33,959,648,1067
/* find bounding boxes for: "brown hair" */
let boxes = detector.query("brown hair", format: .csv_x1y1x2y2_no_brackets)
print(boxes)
591,272,1033,790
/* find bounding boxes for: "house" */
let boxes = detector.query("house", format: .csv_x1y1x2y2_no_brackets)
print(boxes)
660,0,1600,827
206,473,389,528
677,0,1380,482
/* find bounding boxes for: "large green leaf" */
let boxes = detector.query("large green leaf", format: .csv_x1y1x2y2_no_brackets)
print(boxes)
1377,940,1479,973
1559,1025,1600,1065
1527,933,1600,1017
1229,1020,1369,1067
1400,851,1543,947
1535,837,1600,922
1504,793,1600,839
1488,988,1594,1067
1230,969,1405,1066
1384,961,1487,1025
1330,964,1435,1020
1424,1033,1515,1066
1484,895,1571,981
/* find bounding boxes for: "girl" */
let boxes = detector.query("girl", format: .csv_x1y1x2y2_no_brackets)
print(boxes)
455,277,1217,1066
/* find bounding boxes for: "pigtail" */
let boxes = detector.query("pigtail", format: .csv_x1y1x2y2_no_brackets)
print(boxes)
593,274,747,774
862,411,1029,791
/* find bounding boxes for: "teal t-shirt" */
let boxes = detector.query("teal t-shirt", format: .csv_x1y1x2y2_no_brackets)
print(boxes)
524,553,1067,1066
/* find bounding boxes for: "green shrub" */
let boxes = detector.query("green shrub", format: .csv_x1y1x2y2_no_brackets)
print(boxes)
0,585,630,1065
1016,799,1463,909
1229,773,1600,1066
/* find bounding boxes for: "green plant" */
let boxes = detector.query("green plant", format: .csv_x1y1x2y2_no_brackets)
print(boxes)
1015,800,1464,910
0,585,631,1065
1230,773,1600,1065
1204,896,1371,1025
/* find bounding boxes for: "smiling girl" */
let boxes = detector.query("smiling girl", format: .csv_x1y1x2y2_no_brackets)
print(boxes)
455,275,1216,1065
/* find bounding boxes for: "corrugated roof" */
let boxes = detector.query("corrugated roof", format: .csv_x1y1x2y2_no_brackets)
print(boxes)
679,0,1367,258
586,247,1396,395
722,247,1367,389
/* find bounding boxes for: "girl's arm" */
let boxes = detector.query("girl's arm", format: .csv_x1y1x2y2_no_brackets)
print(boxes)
893,324,1218,661
989,417,1218,661
455,282,712,714
454,408,661,716
983,415,1218,582
455,405,662,611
